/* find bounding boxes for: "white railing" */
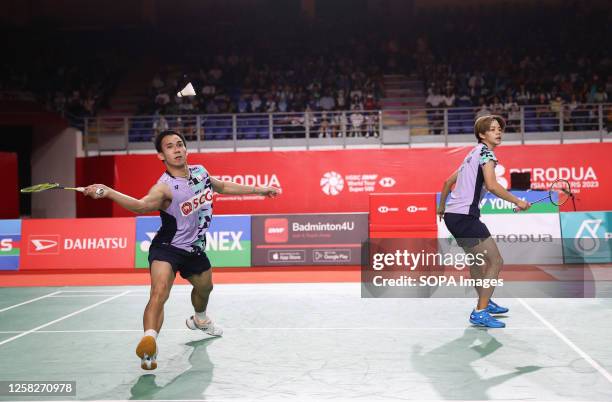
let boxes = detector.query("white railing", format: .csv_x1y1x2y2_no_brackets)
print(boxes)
81,104,611,153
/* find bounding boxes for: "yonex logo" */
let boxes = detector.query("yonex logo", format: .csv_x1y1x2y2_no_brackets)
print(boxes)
320,172,344,196
379,177,396,188
28,235,60,254
139,232,157,253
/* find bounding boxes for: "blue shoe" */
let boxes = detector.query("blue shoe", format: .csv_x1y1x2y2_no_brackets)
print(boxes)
487,299,509,315
469,309,506,328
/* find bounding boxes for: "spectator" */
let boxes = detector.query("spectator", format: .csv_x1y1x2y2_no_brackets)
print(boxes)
349,110,364,137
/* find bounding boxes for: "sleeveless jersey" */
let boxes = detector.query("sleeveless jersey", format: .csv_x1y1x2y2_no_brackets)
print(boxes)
151,165,214,252
445,143,497,217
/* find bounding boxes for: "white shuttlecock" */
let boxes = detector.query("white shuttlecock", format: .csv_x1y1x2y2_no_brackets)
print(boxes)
177,82,196,97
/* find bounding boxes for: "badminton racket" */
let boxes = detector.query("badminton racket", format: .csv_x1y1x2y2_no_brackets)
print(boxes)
513,179,572,212
21,183,104,196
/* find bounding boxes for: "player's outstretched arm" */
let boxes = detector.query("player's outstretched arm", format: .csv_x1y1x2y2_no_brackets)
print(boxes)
482,162,530,211
83,183,171,214
210,177,280,198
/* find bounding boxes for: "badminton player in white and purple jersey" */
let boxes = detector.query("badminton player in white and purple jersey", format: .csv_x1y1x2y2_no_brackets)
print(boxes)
83,130,279,369
437,115,530,328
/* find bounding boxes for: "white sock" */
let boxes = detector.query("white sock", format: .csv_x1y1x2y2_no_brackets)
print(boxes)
474,308,486,313
195,311,207,322
144,329,158,339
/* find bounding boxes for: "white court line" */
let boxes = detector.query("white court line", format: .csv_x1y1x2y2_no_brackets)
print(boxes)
15,399,602,402
0,291,130,347
58,290,129,293
0,291,62,313
0,326,548,334
518,298,612,384
48,295,122,298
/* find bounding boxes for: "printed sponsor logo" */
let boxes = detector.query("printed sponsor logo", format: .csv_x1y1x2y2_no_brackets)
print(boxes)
573,219,607,255
493,234,553,243
406,206,428,213
378,206,399,213
313,249,351,263
320,171,345,196
64,237,128,250
139,232,157,253
28,236,60,254
179,189,213,216
214,174,281,188
321,173,396,195
379,177,396,188
1,239,13,252
495,164,508,189
181,202,193,216
292,221,355,232
268,250,305,263
265,218,289,243
28,235,129,254
509,166,598,193
206,231,243,251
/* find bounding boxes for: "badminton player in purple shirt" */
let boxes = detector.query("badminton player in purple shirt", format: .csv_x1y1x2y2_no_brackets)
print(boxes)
83,130,279,369
438,115,530,328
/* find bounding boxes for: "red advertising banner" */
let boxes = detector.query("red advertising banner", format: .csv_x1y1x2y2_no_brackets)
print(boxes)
0,152,19,219
20,218,135,270
251,213,368,266
369,193,437,232
76,143,612,216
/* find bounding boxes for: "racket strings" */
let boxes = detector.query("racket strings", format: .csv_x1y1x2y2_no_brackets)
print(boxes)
550,180,572,206
20,183,60,193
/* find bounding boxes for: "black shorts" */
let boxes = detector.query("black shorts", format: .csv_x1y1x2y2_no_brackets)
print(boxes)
443,212,491,249
148,244,212,279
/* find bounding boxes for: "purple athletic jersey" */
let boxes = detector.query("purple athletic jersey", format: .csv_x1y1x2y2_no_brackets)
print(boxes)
445,143,497,217
151,165,214,252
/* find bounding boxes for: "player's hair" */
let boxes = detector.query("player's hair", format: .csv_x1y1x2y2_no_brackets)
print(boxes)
154,130,187,152
474,115,506,142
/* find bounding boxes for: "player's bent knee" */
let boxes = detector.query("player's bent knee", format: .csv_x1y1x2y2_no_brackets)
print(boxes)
492,255,504,267
198,283,213,295
150,286,171,303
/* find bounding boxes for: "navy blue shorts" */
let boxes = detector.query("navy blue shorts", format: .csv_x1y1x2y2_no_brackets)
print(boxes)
443,213,491,249
148,244,212,279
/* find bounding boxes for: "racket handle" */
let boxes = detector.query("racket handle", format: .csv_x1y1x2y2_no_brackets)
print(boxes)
74,187,85,192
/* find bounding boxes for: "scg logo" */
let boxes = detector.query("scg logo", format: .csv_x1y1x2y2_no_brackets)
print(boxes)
181,202,193,216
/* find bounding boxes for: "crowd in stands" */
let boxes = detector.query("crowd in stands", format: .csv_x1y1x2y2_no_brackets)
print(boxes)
1,32,122,117
141,54,384,117
3,2,610,139
415,3,611,133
